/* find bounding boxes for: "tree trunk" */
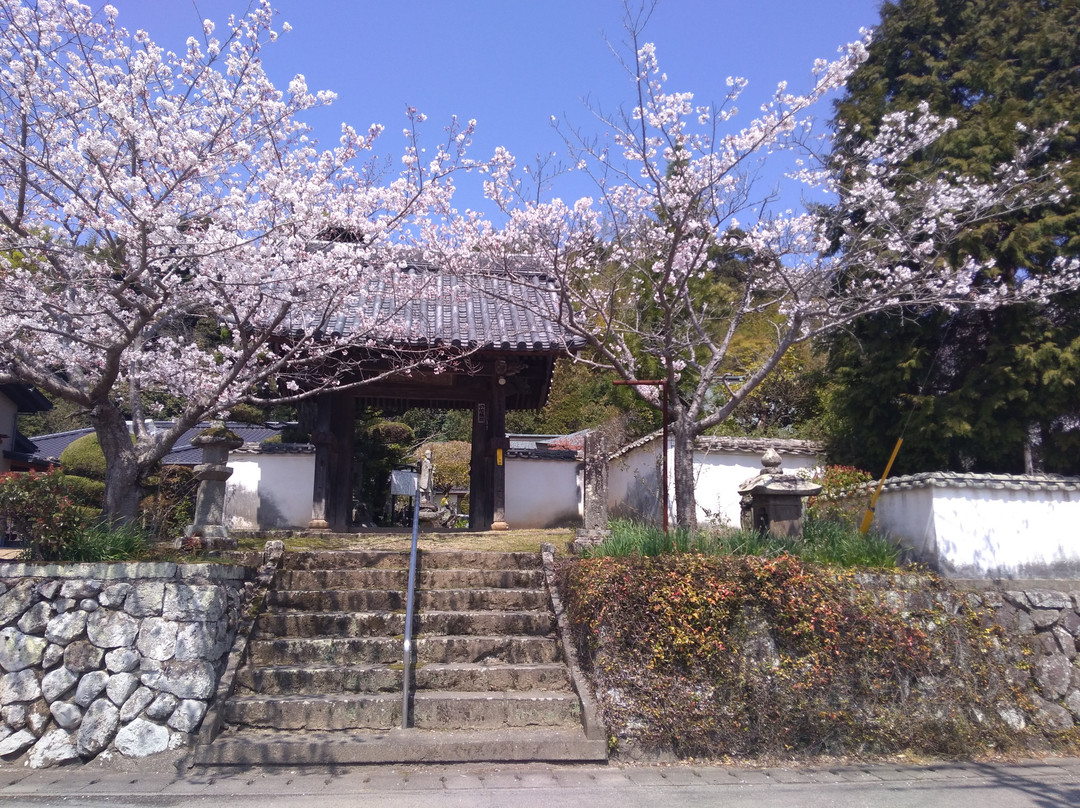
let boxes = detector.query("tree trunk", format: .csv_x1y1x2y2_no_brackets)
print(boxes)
90,403,142,524
672,420,698,531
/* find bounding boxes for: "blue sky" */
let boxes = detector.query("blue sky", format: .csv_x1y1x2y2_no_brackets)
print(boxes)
99,1,884,213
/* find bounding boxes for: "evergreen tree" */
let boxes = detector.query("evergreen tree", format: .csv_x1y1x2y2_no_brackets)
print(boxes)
824,0,1080,475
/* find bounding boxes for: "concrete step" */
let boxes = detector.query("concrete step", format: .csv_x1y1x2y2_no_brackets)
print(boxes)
248,635,562,667
419,587,549,611
253,610,404,639
283,550,408,570
253,610,555,639
265,588,404,612
234,663,401,695
265,586,550,613
235,662,571,696
193,726,608,765
273,567,545,591
224,690,581,731
282,550,541,572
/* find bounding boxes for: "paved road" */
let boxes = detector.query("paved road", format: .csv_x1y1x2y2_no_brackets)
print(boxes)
1,757,1079,807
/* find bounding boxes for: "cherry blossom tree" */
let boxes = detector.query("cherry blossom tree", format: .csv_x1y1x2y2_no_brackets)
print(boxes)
0,1,471,521
457,11,1077,529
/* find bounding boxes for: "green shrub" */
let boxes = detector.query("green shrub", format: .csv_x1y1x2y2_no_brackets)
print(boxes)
58,433,111,479
62,474,106,509
0,471,88,561
805,465,874,527
559,553,1024,758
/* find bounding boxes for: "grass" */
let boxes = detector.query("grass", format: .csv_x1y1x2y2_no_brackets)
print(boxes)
19,521,152,563
582,518,901,568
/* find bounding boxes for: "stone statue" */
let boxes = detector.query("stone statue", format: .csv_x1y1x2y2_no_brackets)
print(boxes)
417,449,435,506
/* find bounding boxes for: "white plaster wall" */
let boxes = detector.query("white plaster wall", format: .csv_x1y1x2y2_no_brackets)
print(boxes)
609,440,821,527
609,442,663,523
693,449,820,528
871,486,937,563
0,395,15,473
873,484,1080,578
506,457,581,529
225,454,314,530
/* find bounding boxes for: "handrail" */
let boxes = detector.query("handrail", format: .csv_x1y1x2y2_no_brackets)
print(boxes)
401,471,421,729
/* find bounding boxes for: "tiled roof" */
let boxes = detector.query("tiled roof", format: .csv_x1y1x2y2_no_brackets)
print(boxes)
507,448,580,462
0,384,51,413
611,430,823,460
879,472,1080,493
24,422,288,466
232,442,315,455
293,262,584,353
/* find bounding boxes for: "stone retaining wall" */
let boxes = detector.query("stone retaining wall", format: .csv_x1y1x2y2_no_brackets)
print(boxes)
854,574,1080,734
0,562,250,767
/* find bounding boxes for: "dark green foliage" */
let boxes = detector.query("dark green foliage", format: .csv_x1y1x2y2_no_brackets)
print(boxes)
352,412,416,524
531,359,656,437
825,0,1080,474
400,408,472,443
17,392,87,437
559,553,1028,758
224,403,266,424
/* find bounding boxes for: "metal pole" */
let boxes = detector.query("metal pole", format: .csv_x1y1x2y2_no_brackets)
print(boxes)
613,379,669,536
401,469,421,729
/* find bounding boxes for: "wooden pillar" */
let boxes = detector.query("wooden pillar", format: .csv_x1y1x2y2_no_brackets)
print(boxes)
469,399,493,531
491,379,509,531
327,392,355,532
308,394,332,531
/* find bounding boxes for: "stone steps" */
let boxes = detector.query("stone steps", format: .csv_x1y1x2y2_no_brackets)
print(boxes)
247,635,564,666
273,567,546,591
201,548,603,765
266,586,548,613
236,662,570,695
224,690,581,731
252,609,556,638
283,550,542,571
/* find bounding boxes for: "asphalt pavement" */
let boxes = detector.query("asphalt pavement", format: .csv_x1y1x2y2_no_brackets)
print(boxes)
1,756,1079,807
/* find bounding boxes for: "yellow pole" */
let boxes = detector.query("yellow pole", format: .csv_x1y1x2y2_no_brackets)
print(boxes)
859,437,903,534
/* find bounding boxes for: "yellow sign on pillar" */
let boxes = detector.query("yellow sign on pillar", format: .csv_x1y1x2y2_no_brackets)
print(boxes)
496,448,503,466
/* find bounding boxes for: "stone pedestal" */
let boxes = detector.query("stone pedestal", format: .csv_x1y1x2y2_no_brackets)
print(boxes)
738,448,821,538
183,425,243,551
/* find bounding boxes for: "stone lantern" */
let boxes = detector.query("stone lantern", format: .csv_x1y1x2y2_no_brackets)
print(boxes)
738,448,821,538
183,423,244,551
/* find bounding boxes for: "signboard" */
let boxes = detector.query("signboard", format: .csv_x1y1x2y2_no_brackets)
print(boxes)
390,469,418,496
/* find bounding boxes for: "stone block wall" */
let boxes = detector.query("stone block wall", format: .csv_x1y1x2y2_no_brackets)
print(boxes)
855,574,1080,734
0,561,250,767
979,587,1080,730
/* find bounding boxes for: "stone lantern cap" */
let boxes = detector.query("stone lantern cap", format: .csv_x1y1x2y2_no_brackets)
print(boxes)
738,448,822,497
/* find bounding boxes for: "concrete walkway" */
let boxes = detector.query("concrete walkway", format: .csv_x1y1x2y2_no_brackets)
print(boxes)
1,757,1079,807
